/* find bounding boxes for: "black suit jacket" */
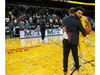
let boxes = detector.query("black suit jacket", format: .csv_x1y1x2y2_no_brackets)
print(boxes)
40,23,46,31
62,15,86,45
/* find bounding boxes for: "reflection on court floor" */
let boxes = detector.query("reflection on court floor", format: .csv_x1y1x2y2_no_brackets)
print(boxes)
5,32,95,75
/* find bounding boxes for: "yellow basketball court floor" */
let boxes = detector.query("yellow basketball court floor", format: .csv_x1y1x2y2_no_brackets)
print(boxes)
5,32,95,75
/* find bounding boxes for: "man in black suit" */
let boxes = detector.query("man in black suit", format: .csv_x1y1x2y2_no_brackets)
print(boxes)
40,20,46,43
62,7,86,75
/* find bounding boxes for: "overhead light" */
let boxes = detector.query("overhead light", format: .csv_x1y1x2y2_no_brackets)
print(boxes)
67,0,95,5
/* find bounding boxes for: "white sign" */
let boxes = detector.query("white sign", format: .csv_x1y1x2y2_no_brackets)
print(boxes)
20,29,63,38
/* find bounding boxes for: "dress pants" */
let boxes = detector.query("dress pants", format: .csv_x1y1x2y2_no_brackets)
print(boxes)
62,39,79,72
41,30,45,40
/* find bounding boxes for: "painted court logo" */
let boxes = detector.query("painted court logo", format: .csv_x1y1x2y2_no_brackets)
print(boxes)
5,45,41,54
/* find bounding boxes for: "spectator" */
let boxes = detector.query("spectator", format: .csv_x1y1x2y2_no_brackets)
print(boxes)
58,25,62,29
18,21,24,30
24,14,28,22
49,18,53,23
39,15,43,20
59,18,62,24
45,23,49,29
11,14,15,21
21,16,25,22
8,21,14,38
17,16,20,24
52,13,56,19
33,17,37,23
29,15,33,23
8,10,12,21
90,20,93,29
53,25,57,29
8,21,14,31
5,16,10,26
14,18,17,26
13,9,17,17
36,25,40,29
43,17,46,22
25,21,30,29
36,19,40,24
49,23,54,29
59,18,62,25
54,17,59,25
40,20,43,25
21,16,25,24
36,14,40,19
55,18,58,23
32,15,36,23
50,13,52,17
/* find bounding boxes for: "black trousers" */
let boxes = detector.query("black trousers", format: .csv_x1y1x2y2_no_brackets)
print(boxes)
41,30,45,40
62,39,79,72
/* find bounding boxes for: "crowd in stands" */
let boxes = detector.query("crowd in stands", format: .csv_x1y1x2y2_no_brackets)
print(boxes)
5,5,68,30
5,5,95,32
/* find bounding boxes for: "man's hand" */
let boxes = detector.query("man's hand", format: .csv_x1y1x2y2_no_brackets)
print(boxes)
87,31,92,35
62,26,67,32
84,16,92,31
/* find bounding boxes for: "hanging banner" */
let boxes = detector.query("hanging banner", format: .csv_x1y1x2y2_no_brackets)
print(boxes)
20,29,63,38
